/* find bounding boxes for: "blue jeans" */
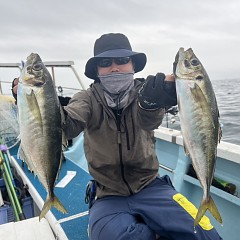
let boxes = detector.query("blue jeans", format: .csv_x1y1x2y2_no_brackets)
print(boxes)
89,176,223,240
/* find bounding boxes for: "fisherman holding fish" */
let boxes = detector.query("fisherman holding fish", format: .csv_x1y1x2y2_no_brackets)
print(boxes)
12,33,222,239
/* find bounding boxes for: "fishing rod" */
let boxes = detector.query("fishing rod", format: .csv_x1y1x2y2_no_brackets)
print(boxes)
0,142,25,221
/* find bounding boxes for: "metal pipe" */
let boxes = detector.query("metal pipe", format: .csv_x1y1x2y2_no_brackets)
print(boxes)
159,164,174,173
51,67,55,83
70,65,86,90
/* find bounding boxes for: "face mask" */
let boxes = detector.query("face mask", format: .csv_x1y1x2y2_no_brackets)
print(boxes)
98,72,134,109
98,72,134,94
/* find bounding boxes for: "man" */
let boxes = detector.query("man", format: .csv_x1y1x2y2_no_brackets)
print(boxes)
13,33,222,240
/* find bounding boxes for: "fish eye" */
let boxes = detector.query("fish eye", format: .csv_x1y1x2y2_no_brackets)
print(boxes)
191,59,199,66
196,75,203,80
33,63,43,71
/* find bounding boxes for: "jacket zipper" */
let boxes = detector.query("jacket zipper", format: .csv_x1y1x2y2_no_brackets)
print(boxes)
116,106,133,195
124,116,130,150
93,87,133,194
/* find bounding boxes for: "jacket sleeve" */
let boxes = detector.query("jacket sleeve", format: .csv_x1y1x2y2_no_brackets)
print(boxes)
137,104,165,131
62,90,92,139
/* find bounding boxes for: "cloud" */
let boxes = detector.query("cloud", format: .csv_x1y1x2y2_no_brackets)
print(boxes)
0,0,240,83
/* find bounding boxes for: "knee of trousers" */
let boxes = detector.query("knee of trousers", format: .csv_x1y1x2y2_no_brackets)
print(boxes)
89,221,156,240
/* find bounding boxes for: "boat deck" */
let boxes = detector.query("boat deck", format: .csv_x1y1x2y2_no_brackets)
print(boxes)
9,147,92,240
0,217,56,240
2,128,240,240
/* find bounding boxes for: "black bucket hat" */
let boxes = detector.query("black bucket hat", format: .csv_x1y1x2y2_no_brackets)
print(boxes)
85,33,147,80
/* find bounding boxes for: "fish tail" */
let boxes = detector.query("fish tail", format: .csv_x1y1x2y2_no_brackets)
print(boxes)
39,194,68,220
194,196,222,227
208,196,222,224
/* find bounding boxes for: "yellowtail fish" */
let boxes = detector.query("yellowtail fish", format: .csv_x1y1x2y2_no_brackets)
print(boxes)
17,53,67,220
173,48,222,227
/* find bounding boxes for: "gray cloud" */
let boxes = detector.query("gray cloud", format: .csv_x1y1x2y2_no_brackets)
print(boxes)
0,0,240,84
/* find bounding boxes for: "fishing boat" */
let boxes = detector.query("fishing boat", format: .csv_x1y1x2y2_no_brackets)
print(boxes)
0,62,239,240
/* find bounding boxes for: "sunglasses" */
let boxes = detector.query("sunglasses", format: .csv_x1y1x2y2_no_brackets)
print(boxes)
97,57,131,68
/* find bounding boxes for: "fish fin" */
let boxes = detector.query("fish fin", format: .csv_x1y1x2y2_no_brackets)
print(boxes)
173,50,180,76
18,144,35,173
56,153,64,180
218,125,222,143
21,60,25,69
39,194,68,220
190,83,215,128
60,105,68,152
194,196,222,227
25,90,43,133
216,102,222,143
177,98,181,113
55,169,60,181
183,139,190,156
60,105,66,125
62,132,68,152
56,132,68,176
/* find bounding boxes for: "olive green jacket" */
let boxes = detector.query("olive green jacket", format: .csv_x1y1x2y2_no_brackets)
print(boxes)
63,79,168,198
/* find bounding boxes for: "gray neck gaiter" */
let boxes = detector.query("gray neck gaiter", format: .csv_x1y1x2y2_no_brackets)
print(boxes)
98,72,134,109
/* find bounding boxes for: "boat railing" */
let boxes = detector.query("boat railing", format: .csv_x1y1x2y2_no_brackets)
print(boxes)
155,126,240,164
155,126,240,203
0,61,85,95
153,126,240,239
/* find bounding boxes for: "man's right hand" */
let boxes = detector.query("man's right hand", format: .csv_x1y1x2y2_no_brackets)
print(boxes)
11,77,19,103
12,78,19,94
11,77,71,107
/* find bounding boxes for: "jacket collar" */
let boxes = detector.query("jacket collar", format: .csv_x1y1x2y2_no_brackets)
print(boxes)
91,79,142,109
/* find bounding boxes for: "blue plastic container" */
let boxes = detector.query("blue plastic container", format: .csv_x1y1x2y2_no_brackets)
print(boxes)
0,178,5,188
22,196,34,219
0,204,14,224
0,196,34,224
0,176,34,223
0,205,8,224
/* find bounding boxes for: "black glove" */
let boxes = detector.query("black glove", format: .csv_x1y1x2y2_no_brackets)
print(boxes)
59,96,71,106
138,72,177,109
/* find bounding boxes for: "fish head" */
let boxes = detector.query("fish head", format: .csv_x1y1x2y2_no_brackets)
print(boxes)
20,53,50,87
173,48,207,82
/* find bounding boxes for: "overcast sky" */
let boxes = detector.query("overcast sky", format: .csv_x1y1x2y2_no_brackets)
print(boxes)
0,0,240,90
